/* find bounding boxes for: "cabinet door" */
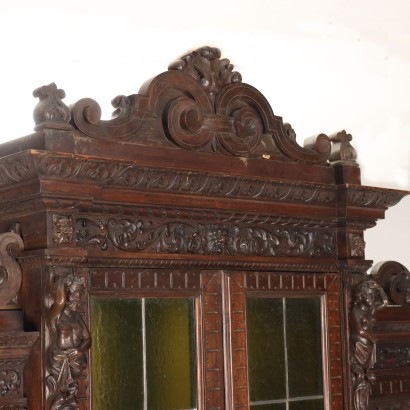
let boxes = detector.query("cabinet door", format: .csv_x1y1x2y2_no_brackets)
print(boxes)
226,271,343,410
87,269,226,410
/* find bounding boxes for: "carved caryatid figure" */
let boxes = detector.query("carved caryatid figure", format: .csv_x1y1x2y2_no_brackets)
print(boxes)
47,271,91,410
351,279,388,410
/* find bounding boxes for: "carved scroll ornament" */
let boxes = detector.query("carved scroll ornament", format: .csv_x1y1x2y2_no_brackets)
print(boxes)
46,268,90,410
371,261,410,305
66,46,332,163
0,230,24,306
351,279,388,410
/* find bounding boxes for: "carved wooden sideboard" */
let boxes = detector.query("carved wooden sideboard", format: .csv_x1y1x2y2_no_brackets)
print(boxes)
0,46,408,410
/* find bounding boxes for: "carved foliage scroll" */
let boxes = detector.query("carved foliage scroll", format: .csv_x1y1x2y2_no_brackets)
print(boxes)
351,279,388,410
46,268,91,410
75,216,336,258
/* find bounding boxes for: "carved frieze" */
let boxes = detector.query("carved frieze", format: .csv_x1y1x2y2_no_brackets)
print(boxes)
0,333,38,349
75,216,336,258
347,186,408,209
46,268,90,410
374,343,410,369
33,152,337,205
0,153,36,188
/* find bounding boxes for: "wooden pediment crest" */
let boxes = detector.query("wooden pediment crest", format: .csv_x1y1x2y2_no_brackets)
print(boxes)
32,46,351,165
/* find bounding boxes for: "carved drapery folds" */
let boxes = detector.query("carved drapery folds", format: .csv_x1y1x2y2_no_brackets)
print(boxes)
0,230,24,306
351,279,388,410
46,268,91,410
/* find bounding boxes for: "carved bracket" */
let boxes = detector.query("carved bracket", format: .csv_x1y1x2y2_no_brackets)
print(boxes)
0,229,24,306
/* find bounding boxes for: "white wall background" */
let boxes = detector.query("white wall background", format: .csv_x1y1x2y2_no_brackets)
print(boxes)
0,0,409,268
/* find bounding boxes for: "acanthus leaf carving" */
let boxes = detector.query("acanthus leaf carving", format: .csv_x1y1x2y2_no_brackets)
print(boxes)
33,152,337,206
75,216,336,258
168,46,242,95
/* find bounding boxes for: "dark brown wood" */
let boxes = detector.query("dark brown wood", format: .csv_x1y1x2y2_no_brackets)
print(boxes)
0,46,408,410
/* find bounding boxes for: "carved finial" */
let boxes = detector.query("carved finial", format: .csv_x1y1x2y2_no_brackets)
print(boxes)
329,130,358,165
168,46,242,95
33,83,72,131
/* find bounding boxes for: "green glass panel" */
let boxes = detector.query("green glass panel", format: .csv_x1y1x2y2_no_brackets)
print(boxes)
91,298,143,410
250,403,286,410
286,298,323,398
145,298,196,410
246,298,286,402
289,399,324,410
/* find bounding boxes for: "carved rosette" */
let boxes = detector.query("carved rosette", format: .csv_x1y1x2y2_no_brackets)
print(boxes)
75,216,336,258
46,268,90,410
350,279,388,410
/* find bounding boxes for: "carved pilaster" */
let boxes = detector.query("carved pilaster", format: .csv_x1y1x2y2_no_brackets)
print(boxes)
350,279,388,410
46,268,90,410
